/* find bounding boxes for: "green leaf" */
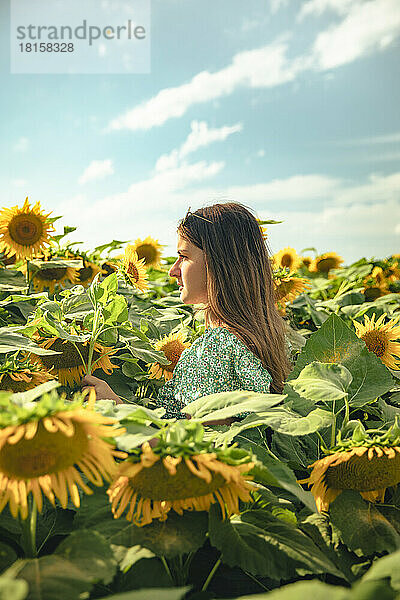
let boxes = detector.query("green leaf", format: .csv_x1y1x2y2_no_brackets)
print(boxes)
127,340,170,365
103,295,129,324
208,506,341,581
288,362,352,404
74,487,208,558
99,273,119,303
98,587,189,599
5,556,92,600
185,390,285,421
228,580,350,599
289,314,393,407
55,529,117,585
10,381,60,404
329,491,400,555
0,542,17,574
225,580,350,599
212,408,332,447
361,548,400,589
112,545,155,572
0,328,61,355
0,577,28,600
240,438,317,512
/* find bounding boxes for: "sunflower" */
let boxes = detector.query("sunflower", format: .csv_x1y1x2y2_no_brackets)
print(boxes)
77,261,102,287
272,247,301,272
30,266,79,295
0,357,55,392
301,422,400,512
107,422,255,526
362,267,390,300
353,313,400,370
300,256,312,269
101,260,118,276
0,197,54,261
131,236,163,268
0,388,125,519
274,276,310,304
121,245,149,292
148,330,190,381
30,337,118,386
309,252,343,274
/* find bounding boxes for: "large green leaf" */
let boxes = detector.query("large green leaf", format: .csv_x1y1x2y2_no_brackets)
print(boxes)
241,438,317,512
112,545,155,573
74,487,208,558
224,580,349,600
184,390,285,421
0,542,17,573
9,381,60,404
288,314,393,406
208,506,341,581
55,529,117,585
0,328,61,355
98,587,189,600
6,556,92,600
361,549,400,589
211,408,333,447
0,577,28,600
288,362,352,404
329,491,400,555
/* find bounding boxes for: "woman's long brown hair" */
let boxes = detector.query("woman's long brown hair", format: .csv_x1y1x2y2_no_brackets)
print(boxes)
178,202,291,393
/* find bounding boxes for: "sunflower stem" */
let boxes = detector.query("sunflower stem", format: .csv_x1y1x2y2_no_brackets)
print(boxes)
202,557,221,591
86,307,101,375
71,342,87,373
342,394,350,431
330,400,337,447
20,497,38,558
160,556,174,585
26,259,31,293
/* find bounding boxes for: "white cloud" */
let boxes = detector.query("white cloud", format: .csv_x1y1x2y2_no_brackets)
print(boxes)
155,120,242,172
265,198,400,261
59,169,400,262
299,0,359,20
311,0,400,70
78,159,114,185
107,41,303,131
270,0,289,14
14,137,29,152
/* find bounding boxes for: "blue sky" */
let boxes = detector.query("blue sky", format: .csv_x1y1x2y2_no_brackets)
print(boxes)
1,0,399,263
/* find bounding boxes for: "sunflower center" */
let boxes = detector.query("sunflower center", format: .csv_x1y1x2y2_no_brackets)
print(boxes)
162,341,184,372
364,287,384,301
326,451,400,491
316,258,337,272
361,330,388,357
0,420,89,478
36,267,67,282
131,459,226,500
281,254,293,268
127,263,139,281
79,266,93,281
136,244,157,265
39,339,95,369
8,214,43,246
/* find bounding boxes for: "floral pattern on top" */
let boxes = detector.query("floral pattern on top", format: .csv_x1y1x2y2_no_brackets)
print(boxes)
157,327,272,419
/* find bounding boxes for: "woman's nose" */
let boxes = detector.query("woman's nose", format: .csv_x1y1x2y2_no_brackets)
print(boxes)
169,261,180,278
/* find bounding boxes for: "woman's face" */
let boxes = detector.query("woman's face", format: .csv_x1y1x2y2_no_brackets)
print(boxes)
169,233,208,304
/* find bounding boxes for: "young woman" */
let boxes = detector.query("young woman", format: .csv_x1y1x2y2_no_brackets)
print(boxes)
82,202,291,417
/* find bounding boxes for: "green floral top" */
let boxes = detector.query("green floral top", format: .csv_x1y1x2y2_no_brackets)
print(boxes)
157,327,272,419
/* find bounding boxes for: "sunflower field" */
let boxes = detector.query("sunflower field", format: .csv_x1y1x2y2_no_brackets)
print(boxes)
0,198,400,600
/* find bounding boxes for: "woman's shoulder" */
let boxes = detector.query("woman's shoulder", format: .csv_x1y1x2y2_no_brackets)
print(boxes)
201,326,251,354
